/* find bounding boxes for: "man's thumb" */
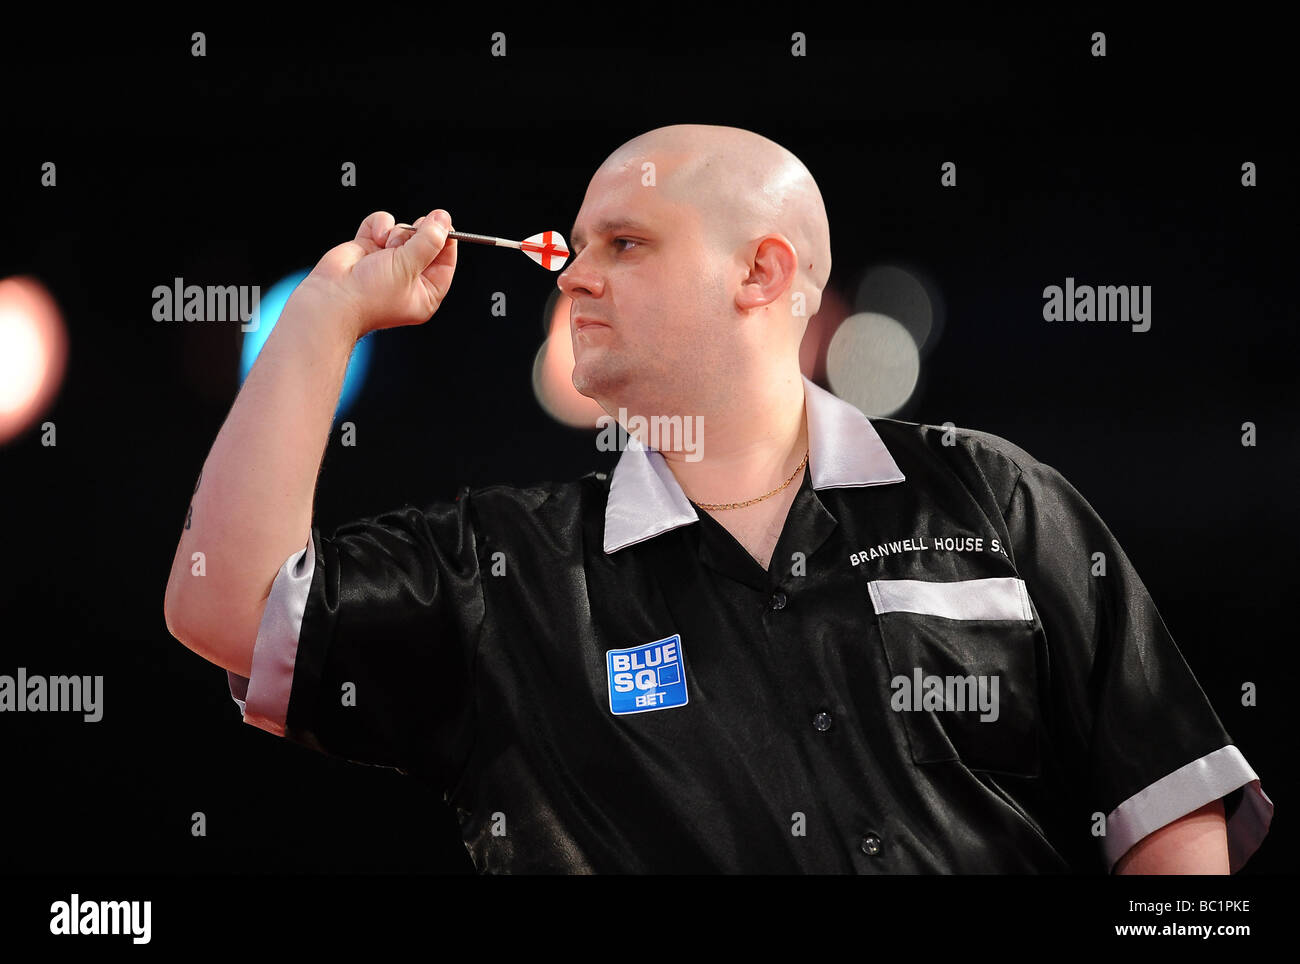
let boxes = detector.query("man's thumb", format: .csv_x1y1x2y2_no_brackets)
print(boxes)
395,210,452,278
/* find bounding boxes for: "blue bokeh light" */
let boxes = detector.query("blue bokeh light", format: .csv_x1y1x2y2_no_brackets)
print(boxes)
239,269,373,417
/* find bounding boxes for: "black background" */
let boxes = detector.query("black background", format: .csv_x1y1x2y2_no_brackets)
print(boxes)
1,8,1293,895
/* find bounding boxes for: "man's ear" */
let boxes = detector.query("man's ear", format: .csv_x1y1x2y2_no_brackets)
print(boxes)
735,235,798,311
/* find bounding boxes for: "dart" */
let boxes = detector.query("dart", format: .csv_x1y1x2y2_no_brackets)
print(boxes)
391,223,570,271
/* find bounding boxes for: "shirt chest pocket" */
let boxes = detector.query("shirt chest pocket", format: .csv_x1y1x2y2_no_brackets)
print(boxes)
867,576,1043,778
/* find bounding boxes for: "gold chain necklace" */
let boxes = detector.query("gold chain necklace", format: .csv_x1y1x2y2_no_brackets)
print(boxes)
691,450,809,510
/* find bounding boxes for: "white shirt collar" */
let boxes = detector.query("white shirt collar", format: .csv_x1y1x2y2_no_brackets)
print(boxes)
603,375,906,554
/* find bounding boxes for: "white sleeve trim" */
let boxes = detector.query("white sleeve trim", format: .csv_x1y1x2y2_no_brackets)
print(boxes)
1103,744,1273,873
225,535,315,738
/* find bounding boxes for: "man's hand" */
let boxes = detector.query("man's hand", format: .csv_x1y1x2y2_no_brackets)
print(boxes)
296,209,459,341
164,208,456,674
1114,798,1230,874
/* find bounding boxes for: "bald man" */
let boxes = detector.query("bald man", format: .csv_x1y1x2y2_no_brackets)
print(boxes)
164,124,1271,875
562,125,829,576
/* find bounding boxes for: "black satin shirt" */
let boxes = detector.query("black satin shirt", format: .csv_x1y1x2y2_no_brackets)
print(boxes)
226,377,1271,873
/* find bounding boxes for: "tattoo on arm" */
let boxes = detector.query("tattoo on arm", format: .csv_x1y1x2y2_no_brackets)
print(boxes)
184,469,201,530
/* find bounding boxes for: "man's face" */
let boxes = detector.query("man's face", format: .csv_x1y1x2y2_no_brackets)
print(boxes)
558,159,733,417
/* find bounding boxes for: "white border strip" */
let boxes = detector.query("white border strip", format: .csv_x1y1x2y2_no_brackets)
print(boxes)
1104,744,1274,873
867,577,1032,621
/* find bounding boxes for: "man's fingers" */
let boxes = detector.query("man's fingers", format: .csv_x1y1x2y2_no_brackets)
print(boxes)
355,211,396,246
384,216,426,249
395,210,453,278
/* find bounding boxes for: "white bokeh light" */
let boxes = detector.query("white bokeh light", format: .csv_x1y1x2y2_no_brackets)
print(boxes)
854,265,937,354
825,311,920,416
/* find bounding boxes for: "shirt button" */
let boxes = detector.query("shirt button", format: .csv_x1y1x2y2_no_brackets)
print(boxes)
812,711,832,731
860,833,882,856
769,590,788,611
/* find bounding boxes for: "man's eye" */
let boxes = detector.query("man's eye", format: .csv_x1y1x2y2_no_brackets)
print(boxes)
613,238,639,252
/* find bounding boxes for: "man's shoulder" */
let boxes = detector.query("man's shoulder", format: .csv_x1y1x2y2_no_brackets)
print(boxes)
870,414,1039,471
457,470,612,513
380,472,611,560
867,415,1044,508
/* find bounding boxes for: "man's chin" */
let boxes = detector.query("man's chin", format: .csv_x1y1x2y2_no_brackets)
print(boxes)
571,361,629,403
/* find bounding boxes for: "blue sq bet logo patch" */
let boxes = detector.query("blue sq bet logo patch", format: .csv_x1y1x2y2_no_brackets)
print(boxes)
606,634,689,715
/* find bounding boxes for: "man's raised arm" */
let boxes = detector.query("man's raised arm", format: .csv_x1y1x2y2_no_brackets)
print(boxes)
162,209,458,677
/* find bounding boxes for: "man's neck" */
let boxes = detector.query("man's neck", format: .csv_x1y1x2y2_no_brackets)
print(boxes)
656,371,808,509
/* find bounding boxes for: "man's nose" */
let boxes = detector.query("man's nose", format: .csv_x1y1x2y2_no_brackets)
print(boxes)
557,250,602,298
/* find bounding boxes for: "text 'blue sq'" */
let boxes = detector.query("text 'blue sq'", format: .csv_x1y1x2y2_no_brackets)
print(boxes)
607,634,689,715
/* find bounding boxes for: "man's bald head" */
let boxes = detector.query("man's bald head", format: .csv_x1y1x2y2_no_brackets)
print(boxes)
596,124,832,319
561,124,831,418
